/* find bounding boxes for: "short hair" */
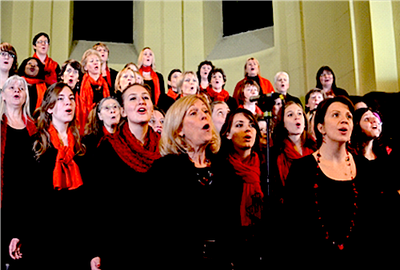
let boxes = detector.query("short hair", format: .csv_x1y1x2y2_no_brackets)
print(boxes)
32,32,50,47
176,71,200,95
314,96,354,148
207,68,227,86
168,69,182,81
274,71,289,84
159,95,220,156
58,59,84,91
244,57,260,77
93,42,110,54
81,49,103,71
196,60,215,82
18,57,46,80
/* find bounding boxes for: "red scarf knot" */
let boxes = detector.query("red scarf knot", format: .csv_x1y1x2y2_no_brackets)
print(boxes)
206,86,230,102
228,152,263,226
49,124,83,190
33,53,58,86
139,66,161,105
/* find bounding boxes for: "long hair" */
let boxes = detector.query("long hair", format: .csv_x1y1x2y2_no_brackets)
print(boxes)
315,66,338,90
137,47,156,69
0,75,31,122
159,95,220,156
273,100,317,152
33,82,85,159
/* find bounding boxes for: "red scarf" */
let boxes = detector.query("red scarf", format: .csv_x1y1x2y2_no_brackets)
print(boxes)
257,75,274,94
228,152,263,226
167,88,179,100
139,66,161,105
1,115,36,207
206,86,230,102
238,104,263,116
33,53,58,85
78,73,110,134
277,138,315,186
22,76,48,110
103,122,161,173
48,124,83,190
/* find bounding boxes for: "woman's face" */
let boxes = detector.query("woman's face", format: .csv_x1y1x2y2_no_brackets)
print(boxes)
319,70,334,88
47,86,76,126
2,80,27,109
142,49,154,67
360,110,382,139
95,46,109,63
119,69,136,91
149,110,164,134
0,51,14,72
168,71,182,90
181,73,199,96
243,84,259,103
84,54,101,76
200,64,212,80
210,72,224,91
179,99,213,149
211,102,230,133
318,102,353,144
33,35,49,55
61,64,80,89
227,113,257,151
245,60,259,77
272,97,283,116
121,85,153,125
284,103,305,136
24,59,40,78
98,99,121,132
307,92,324,111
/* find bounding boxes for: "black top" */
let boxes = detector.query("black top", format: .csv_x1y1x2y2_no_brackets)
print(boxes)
281,154,400,267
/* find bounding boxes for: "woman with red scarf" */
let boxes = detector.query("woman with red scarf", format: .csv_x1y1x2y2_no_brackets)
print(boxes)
90,83,161,270
219,108,265,268
137,47,165,106
77,49,110,134
18,57,48,117
93,42,118,93
32,32,60,86
272,101,316,188
206,68,237,111
1,76,36,268
8,83,93,270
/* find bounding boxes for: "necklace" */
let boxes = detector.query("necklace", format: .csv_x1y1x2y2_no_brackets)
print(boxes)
316,149,354,180
196,167,214,186
315,150,358,250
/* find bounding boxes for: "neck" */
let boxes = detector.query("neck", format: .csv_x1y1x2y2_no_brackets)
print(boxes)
52,120,69,145
0,70,9,88
322,85,332,92
235,147,252,161
319,141,348,162
89,72,100,81
35,52,47,63
213,86,222,93
288,134,303,155
105,124,117,134
188,145,209,168
364,139,376,160
244,102,256,113
201,79,209,88
128,121,148,144
5,107,25,128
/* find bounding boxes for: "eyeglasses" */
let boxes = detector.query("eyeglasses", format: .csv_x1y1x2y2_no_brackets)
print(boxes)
0,51,15,58
36,40,49,45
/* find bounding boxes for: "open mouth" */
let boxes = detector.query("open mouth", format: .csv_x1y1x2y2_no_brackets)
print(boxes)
202,124,210,130
137,107,147,113
296,123,301,128
65,108,73,114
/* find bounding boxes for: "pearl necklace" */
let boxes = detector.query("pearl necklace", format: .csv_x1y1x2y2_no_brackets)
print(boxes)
315,150,358,250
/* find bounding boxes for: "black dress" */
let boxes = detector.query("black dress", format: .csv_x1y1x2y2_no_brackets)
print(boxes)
148,153,242,270
281,154,400,268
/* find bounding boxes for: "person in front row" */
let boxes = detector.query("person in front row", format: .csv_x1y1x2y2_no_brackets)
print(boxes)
149,95,241,270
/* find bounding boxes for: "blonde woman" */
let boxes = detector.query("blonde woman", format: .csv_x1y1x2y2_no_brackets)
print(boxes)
137,47,165,106
149,95,239,269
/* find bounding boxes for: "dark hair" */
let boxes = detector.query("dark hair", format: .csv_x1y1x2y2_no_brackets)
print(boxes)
18,57,46,80
272,100,317,152
207,68,227,87
32,32,50,49
315,66,337,90
313,96,355,148
167,69,182,81
220,108,261,156
350,108,387,158
58,59,84,93
196,60,215,82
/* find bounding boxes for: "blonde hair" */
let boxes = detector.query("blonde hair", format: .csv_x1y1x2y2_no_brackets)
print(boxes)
176,71,200,95
137,47,156,69
159,95,220,157
244,57,260,77
81,49,103,72
114,67,141,92
0,75,31,121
